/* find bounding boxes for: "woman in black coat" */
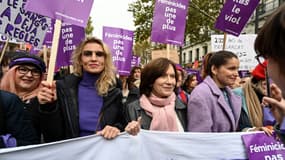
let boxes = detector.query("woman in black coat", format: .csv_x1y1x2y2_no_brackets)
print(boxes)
0,90,38,148
37,37,128,142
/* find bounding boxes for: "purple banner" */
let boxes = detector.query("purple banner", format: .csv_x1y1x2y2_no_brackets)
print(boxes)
242,133,285,160
215,0,259,36
56,23,85,70
151,0,189,46
25,0,93,27
103,26,133,76
131,55,140,67
0,0,51,48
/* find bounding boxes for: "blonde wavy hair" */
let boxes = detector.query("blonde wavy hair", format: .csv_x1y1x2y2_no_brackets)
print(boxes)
72,37,117,96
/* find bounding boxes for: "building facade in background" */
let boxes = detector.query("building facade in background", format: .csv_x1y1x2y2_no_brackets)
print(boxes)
180,0,283,68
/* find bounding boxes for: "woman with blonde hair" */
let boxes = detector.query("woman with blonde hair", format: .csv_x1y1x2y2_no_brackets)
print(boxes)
37,37,128,142
233,61,274,135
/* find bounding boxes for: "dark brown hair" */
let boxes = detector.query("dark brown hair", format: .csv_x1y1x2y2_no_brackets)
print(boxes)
182,74,197,92
202,50,238,79
130,66,141,79
254,3,285,75
140,58,177,97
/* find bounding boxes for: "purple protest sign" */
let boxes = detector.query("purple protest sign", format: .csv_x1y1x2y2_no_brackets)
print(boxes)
242,133,285,160
215,0,259,36
238,70,250,78
0,0,51,48
56,23,85,70
103,26,133,76
131,55,140,67
25,0,93,27
151,0,189,46
43,19,55,47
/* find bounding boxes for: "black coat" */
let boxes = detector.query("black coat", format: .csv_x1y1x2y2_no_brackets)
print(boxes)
124,87,140,107
0,91,38,148
23,98,44,143
39,74,127,142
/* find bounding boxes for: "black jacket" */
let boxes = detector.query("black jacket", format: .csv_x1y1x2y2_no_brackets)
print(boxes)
124,87,140,107
40,74,127,142
23,98,44,143
0,90,38,148
237,107,252,131
126,98,188,131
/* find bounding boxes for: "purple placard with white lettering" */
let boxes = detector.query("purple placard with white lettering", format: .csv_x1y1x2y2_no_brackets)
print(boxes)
131,55,140,67
0,0,51,48
43,19,55,46
215,0,259,36
151,0,189,46
242,133,285,160
56,23,85,70
238,70,250,78
25,0,93,27
103,26,133,76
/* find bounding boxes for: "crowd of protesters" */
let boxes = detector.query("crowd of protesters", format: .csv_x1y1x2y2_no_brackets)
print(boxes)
1,3,285,149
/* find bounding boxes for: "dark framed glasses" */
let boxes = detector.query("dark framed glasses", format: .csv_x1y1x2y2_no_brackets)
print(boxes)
82,50,106,57
17,66,41,77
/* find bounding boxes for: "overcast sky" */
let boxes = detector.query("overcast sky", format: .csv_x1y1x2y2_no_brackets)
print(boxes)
91,0,135,38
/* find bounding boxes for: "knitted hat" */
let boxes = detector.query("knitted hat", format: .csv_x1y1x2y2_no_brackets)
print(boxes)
251,61,267,80
9,52,46,73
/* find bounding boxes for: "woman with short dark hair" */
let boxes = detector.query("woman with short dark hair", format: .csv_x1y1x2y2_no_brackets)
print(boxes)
182,74,198,95
126,58,187,132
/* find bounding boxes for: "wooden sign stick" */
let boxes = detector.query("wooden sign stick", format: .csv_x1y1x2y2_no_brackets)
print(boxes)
47,19,62,83
0,39,10,64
